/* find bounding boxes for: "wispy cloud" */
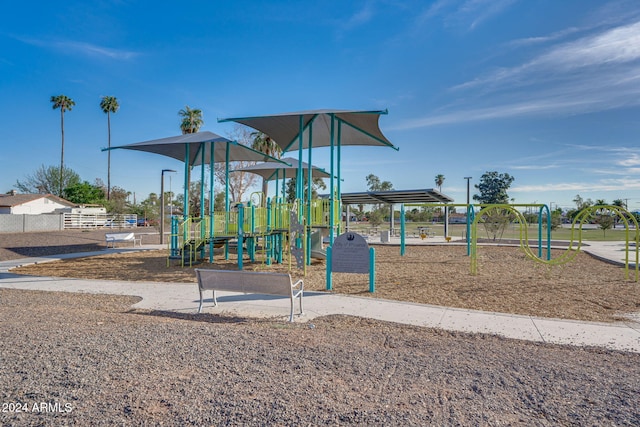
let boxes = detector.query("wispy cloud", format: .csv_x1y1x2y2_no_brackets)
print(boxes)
459,0,518,31
418,0,517,31
506,27,581,48
15,36,139,60
395,18,640,129
334,2,376,38
509,164,558,171
453,20,640,91
617,153,640,167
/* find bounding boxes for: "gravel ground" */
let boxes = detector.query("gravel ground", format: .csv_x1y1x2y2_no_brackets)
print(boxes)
0,229,159,260
1,289,639,426
1,230,640,425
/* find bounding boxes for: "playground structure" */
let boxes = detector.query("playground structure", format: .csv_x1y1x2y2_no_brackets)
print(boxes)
399,203,640,281
106,111,639,283
107,109,399,271
168,196,337,268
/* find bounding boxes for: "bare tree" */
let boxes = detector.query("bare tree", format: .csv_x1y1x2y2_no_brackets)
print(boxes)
214,126,259,203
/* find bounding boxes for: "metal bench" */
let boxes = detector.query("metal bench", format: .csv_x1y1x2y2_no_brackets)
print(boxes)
105,232,141,248
195,269,304,322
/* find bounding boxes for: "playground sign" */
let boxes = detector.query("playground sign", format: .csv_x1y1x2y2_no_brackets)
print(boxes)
327,232,376,292
331,232,370,273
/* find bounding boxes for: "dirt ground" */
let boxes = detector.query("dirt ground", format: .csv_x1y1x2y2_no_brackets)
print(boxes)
6,230,640,323
2,231,640,424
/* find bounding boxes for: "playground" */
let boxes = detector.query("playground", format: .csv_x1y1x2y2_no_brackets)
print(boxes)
9,231,640,323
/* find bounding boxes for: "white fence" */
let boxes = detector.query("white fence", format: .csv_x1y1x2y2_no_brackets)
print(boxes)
63,213,137,229
0,213,138,233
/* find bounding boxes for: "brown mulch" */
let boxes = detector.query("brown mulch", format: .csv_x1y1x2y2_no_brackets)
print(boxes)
6,230,640,323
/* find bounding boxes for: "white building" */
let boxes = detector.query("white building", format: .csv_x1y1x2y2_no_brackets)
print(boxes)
0,194,75,214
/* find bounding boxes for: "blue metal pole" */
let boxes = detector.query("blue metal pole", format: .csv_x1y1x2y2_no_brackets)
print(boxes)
297,115,303,211
183,144,190,220
225,142,230,260
209,141,215,263
400,204,406,256
369,247,375,293
326,246,332,290
466,204,472,256
237,203,244,270
266,197,272,265
329,114,335,245
538,206,543,259
199,146,205,260
336,120,342,236
306,122,313,265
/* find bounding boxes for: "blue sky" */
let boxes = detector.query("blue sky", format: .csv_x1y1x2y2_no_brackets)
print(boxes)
2,0,640,211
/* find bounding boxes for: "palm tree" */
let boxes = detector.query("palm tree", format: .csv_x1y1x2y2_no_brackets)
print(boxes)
178,106,204,134
435,174,445,192
251,132,282,204
100,96,119,200
50,94,75,196
178,106,204,212
251,131,281,158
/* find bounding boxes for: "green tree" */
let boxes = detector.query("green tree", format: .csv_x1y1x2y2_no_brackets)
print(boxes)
285,176,326,203
435,174,445,192
473,172,515,240
104,186,130,215
63,181,106,204
612,199,626,209
178,105,204,134
365,174,393,226
567,194,594,221
50,94,75,196
473,171,514,204
175,182,208,217
15,165,80,195
597,212,615,237
542,208,563,232
366,174,393,191
100,96,119,200
367,209,384,227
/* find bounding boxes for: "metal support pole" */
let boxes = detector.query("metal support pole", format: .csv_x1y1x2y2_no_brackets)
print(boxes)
160,169,176,245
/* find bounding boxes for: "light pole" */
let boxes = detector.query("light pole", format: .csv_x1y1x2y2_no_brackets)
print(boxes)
160,169,177,244
464,177,472,205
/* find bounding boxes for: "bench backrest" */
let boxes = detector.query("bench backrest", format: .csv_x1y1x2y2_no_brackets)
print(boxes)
195,269,293,296
105,232,134,240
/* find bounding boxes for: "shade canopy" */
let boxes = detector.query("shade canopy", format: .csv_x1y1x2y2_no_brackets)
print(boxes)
219,109,398,152
232,157,330,181
105,131,284,165
339,189,454,205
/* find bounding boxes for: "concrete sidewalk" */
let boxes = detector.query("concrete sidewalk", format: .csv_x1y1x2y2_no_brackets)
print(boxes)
1,242,639,353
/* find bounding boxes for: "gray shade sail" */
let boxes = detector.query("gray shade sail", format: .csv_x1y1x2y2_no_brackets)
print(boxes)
231,157,330,181
219,109,398,153
339,189,454,205
104,131,285,165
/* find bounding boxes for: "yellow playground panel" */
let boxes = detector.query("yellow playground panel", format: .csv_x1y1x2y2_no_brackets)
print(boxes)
168,197,337,268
